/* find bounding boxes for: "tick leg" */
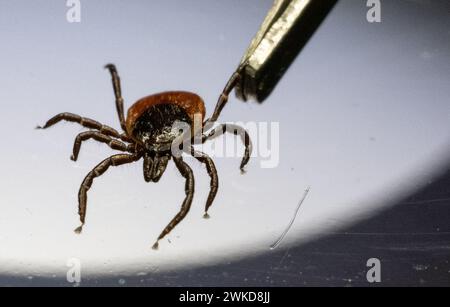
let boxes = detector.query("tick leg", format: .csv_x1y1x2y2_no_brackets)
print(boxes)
75,153,141,234
37,112,130,142
105,64,127,132
204,69,242,128
190,148,218,219
202,123,252,172
152,156,194,250
71,131,135,161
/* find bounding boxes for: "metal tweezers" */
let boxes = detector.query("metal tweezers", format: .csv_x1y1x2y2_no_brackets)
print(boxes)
233,0,338,103
205,0,337,125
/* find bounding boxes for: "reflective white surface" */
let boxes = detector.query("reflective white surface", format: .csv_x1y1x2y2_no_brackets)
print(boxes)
0,0,449,279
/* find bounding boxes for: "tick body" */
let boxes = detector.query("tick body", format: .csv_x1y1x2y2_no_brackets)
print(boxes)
37,64,252,249
126,91,205,152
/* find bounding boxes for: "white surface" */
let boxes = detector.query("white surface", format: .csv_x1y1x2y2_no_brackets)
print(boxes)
0,0,449,278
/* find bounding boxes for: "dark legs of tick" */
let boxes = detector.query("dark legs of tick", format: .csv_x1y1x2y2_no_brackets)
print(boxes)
105,64,127,132
204,69,242,129
152,156,194,250
190,148,218,219
71,131,134,161
75,153,142,234
202,123,252,171
36,112,131,142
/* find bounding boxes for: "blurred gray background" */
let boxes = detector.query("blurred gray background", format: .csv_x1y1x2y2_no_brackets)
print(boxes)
0,0,449,286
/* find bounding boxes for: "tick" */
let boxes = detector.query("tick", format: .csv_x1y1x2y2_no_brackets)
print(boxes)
37,64,252,249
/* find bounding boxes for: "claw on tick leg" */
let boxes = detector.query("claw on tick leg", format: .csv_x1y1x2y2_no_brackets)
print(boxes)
104,63,116,71
203,212,210,219
152,241,159,250
74,224,84,234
